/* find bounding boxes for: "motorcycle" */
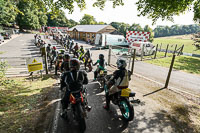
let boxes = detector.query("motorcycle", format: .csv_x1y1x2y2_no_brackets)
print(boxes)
85,57,93,72
97,67,107,89
104,75,140,121
55,55,63,75
67,88,91,132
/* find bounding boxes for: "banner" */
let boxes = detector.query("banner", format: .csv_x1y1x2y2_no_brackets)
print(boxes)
126,31,150,43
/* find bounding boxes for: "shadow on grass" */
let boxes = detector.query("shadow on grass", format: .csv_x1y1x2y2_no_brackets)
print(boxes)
175,56,200,74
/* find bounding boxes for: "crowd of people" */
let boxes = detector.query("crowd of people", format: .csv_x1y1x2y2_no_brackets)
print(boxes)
34,32,133,132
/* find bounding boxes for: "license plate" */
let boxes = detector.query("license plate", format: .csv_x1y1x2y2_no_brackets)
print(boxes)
121,88,131,97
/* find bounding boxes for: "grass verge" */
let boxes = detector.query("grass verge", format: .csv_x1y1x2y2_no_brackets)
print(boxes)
153,37,200,54
0,74,57,133
145,55,200,75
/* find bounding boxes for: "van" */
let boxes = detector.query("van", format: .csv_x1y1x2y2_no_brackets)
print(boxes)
131,42,155,56
95,34,129,47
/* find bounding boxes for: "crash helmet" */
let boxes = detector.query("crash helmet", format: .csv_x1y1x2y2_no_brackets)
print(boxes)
116,58,127,69
99,54,104,60
64,54,70,61
70,58,80,70
48,44,51,46
53,46,56,50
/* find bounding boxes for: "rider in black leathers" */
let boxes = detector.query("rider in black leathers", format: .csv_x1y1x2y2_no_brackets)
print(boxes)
61,59,88,118
60,54,71,90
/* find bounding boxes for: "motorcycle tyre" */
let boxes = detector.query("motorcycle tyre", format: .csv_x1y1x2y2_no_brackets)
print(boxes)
119,99,134,122
76,103,86,133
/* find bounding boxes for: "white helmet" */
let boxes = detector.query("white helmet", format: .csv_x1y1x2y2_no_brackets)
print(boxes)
116,59,127,69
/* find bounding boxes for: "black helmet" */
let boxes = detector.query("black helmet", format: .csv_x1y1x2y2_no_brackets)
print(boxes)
48,44,51,46
64,54,70,60
70,58,80,70
99,54,104,59
116,59,127,69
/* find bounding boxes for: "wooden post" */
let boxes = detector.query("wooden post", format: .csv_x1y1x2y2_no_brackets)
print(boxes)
154,44,158,59
160,43,162,51
141,44,144,61
173,44,177,54
108,45,111,65
131,49,136,75
165,44,169,57
178,45,184,56
128,49,132,69
164,54,176,88
44,47,48,74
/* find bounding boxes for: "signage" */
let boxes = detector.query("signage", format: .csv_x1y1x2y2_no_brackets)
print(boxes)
26,57,43,72
126,31,150,43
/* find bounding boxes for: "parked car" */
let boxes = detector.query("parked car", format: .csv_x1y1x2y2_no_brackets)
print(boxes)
0,34,4,43
1,32,11,39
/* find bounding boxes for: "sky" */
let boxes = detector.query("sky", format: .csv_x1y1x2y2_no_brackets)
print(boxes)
64,0,196,29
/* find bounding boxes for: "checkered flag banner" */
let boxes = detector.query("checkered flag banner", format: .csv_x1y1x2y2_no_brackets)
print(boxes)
126,31,150,43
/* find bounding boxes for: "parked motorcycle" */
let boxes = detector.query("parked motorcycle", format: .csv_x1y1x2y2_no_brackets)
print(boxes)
104,75,140,121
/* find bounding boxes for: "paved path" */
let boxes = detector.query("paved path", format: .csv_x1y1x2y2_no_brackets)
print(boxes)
0,34,40,77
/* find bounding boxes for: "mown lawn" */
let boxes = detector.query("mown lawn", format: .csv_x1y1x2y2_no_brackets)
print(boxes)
145,55,200,75
0,75,57,133
153,38,200,54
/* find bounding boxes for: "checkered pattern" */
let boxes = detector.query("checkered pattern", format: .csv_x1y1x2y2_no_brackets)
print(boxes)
126,31,150,43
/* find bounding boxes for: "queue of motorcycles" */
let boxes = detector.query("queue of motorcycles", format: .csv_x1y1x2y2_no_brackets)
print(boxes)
34,34,140,133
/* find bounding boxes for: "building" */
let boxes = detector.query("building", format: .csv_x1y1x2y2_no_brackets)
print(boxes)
68,25,118,43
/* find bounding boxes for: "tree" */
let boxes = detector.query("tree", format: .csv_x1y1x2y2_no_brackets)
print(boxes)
0,0,18,26
144,25,154,42
68,19,78,28
79,14,97,25
47,10,69,27
16,0,41,30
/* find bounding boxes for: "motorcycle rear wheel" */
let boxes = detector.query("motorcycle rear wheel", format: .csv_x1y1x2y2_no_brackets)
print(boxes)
119,99,134,121
76,103,86,132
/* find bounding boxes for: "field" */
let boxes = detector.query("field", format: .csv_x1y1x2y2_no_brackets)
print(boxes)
153,34,200,54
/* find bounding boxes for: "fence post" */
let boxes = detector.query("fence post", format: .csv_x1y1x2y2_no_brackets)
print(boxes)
131,49,136,75
173,44,177,54
44,47,48,74
165,44,169,57
160,43,162,51
164,54,176,88
154,44,158,59
108,45,111,65
178,45,184,56
141,44,144,61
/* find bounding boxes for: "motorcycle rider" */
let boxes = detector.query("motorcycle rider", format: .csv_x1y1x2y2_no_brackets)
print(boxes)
93,54,106,81
61,58,89,118
84,49,92,70
50,46,57,68
69,40,74,54
60,54,71,90
73,43,79,58
103,59,131,110
78,45,85,61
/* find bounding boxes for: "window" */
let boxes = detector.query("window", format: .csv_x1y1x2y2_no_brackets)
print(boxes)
83,33,86,37
118,39,122,42
87,33,90,38
92,34,95,38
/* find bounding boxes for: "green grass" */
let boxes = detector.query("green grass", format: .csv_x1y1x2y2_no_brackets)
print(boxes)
153,38,200,54
0,75,57,133
0,51,4,54
145,55,200,74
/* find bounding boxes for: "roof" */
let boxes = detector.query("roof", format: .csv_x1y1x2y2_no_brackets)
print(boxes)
68,25,111,33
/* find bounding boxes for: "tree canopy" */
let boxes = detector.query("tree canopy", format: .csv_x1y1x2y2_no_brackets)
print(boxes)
79,14,97,25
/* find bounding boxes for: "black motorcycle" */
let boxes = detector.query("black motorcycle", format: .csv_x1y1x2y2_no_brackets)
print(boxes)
65,87,91,132
104,75,140,121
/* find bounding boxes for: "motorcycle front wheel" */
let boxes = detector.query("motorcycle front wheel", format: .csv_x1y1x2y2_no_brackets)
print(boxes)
119,99,134,121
